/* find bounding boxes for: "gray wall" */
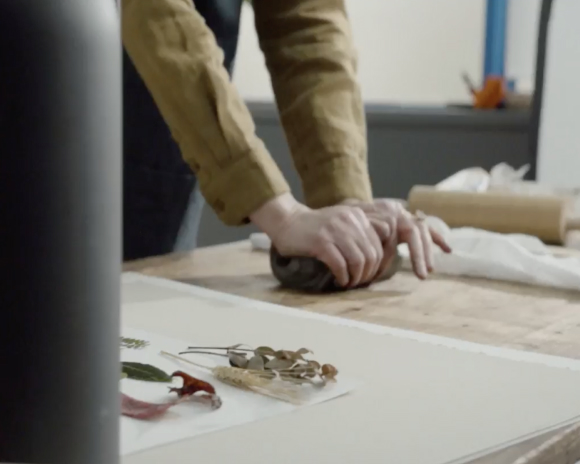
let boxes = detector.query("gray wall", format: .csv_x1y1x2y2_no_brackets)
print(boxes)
197,103,531,247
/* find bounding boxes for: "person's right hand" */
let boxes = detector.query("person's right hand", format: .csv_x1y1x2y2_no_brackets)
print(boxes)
250,194,388,288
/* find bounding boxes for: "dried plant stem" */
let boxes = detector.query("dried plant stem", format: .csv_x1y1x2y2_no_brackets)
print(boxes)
186,346,253,351
178,350,230,358
161,351,213,372
160,351,303,405
183,347,257,356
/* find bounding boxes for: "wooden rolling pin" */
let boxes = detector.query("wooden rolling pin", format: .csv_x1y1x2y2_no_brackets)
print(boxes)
408,186,575,245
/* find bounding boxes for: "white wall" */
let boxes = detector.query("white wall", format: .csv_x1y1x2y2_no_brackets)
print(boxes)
537,0,580,188
233,0,486,105
505,0,541,92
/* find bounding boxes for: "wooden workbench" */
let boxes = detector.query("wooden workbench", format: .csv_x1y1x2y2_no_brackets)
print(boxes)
124,240,580,464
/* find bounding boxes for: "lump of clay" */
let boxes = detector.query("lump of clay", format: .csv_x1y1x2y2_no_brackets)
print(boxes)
270,247,401,293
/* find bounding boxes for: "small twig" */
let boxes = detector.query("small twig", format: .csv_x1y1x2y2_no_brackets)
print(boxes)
186,346,258,354
179,350,230,358
161,351,212,371
462,72,477,95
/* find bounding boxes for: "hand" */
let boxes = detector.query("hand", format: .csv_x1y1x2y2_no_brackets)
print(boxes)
342,198,452,279
250,194,384,287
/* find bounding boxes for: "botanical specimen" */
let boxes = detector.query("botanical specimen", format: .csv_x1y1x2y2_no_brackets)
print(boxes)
161,343,338,404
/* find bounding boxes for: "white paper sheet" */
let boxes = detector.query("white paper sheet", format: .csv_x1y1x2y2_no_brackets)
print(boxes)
121,327,359,456
122,273,580,464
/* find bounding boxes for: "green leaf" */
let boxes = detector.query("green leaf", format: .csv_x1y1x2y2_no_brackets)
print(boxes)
120,337,149,350
121,362,172,382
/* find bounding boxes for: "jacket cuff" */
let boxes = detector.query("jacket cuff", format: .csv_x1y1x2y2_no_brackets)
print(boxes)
200,142,291,226
301,157,373,209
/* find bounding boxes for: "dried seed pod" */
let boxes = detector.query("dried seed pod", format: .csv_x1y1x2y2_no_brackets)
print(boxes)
274,350,293,360
247,355,265,371
321,364,338,380
308,360,321,370
265,358,294,371
255,346,275,356
228,353,248,369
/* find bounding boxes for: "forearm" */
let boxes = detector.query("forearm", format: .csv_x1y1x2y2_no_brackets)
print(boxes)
122,0,290,225
253,0,373,208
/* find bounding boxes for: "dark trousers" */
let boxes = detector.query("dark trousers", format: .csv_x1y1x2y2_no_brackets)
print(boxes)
123,0,243,261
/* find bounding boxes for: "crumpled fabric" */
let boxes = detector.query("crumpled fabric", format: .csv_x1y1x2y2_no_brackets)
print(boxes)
397,216,580,291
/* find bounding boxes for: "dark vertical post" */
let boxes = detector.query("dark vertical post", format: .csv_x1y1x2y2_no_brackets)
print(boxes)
0,1,121,463
527,0,554,181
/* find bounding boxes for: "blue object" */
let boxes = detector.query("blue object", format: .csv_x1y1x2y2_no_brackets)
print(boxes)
484,0,508,79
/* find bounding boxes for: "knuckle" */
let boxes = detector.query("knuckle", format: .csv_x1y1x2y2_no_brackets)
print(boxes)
375,199,389,209
313,230,330,247
327,216,344,232
377,199,397,213
337,209,353,222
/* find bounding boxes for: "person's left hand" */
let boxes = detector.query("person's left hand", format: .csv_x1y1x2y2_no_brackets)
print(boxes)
342,198,452,279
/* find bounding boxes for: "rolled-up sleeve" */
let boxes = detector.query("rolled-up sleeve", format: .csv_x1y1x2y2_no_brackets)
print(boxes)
253,0,373,209
122,0,290,225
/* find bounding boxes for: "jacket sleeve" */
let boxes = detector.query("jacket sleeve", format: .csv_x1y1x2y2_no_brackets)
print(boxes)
252,0,373,209
122,0,290,226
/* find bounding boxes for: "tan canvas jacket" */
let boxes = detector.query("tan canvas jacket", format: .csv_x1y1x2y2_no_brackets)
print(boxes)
122,0,373,225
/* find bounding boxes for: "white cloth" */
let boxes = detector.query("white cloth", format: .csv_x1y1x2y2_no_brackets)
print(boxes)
398,216,580,292
249,232,271,251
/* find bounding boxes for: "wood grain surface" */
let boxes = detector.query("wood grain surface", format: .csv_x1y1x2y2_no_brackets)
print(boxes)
124,240,580,464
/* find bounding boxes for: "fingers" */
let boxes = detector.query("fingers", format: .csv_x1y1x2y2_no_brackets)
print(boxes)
349,209,384,285
333,239,366,287
368,215,392,244
417,220,435,273
430,228,452,253
311,201,454,287
367,200,454,277
272,199,449,289
370,215,398,279
397,213,428,279
320,208,383,288
317,243,349,287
